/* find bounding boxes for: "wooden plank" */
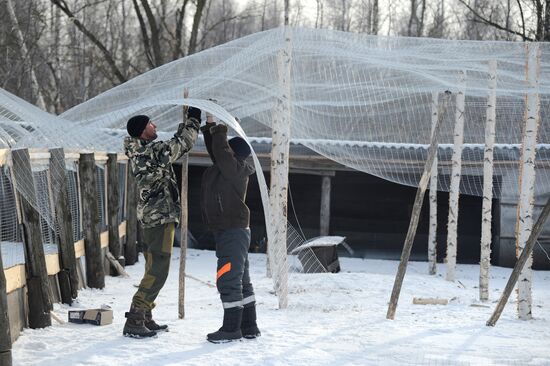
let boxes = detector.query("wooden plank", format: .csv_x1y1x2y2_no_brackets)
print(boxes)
179,155,189,319
74,240,85,258
49,147,78,303
44,254,60,276
78,152,105,289
0,149,9,167
125,163,138,265
11,148,52,329
413,297,448,305
4,266,25,294
119,222,126,237
106,154,121,262
100,231,109,248
0,245,13,366
386,91,452,320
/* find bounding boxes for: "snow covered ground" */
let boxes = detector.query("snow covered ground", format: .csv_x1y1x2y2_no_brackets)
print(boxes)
11,248,550,366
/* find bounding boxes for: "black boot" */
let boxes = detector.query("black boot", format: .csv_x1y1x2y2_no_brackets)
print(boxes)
241,305,261,339
145,310,169,332
123,305,157,338
207,308,243,344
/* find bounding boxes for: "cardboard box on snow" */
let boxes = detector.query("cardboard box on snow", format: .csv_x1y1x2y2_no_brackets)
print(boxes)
68,308,113,326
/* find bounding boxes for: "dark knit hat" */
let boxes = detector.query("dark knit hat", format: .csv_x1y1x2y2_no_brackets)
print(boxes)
229,137,251,159
127,115,150,138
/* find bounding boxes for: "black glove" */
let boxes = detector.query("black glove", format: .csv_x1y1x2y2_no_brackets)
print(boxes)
187,106,201,121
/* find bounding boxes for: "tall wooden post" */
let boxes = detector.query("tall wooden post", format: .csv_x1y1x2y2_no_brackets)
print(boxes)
107,153,121,264
178,156,189,319
479,60,497,301
515,43,540,320
0,247,13,366
79,153,104,289
11,148,52,328
49,148,78,303
125,163,138,265
268,27,292,309
320,175,331,236
386,91,451,320
446,70,466,282
428,91,439,275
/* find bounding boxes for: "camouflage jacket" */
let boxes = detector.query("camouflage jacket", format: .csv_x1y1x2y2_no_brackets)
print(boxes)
124,115,200,229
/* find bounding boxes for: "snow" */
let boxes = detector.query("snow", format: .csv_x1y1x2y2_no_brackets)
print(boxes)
11,248,550,366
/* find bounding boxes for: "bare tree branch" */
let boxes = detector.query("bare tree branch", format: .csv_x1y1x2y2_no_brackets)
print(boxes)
49,0,127,83
457,0,533,41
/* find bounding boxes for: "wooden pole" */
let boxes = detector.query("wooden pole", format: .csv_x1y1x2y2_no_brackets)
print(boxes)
320,175,331,236
78,153,105,289
268,27,293,309
106,153,121,269
11,148,53,328
0,245,13,366
487,193,550,326
125,163,138,265
446,70,466,282
49,148,79,303
428,91,439,275
515,43,540,320
178,156,189,319
386,91,451,320
479,60,497,301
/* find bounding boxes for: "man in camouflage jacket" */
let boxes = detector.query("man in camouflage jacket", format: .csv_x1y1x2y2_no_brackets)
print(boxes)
122,104,201,338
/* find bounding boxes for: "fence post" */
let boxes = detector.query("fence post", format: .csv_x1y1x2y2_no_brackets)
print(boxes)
78,153,104,289
49,148,78,303
107,153,121,271
11,148,53,328
0,248,12,366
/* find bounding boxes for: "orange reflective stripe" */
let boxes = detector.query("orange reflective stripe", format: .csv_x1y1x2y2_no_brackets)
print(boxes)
216,262,231,281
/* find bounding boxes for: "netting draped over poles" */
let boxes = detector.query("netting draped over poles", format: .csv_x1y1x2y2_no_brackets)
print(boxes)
0,27,549,306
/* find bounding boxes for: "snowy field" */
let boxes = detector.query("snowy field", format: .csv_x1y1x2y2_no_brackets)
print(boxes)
11,248,550,366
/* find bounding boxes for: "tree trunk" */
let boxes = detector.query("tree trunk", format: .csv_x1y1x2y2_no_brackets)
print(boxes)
479,60,497,302
428,91,439,275
446,70,466,282
188,0,207,55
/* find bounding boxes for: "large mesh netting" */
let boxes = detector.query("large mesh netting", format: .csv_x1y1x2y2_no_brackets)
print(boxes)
0,27,549,302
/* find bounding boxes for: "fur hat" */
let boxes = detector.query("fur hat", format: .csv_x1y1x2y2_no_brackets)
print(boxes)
127,115,150,138
229,137,251,159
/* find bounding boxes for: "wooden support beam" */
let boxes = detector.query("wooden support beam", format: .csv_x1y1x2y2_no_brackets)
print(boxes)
386,91,451,320
78,153,104,289
125,163,138,265
49,148,78,303
11,148,53,328
178,155,189,319
107,153,122,270
0,246,13,366
320,175,331,236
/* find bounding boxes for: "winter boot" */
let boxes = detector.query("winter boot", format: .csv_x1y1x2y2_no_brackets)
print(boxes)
145,310,169,332
207,307,243,343
123,305,157,338
241,305,261,339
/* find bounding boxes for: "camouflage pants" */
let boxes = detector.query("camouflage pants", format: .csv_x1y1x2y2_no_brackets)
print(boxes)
132,222,175,311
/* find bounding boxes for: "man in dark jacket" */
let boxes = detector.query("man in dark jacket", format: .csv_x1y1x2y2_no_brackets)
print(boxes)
201,114,260,343
122,100,201,338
